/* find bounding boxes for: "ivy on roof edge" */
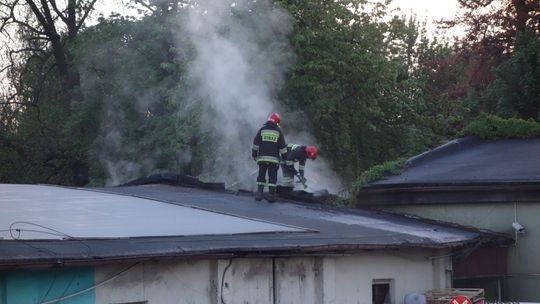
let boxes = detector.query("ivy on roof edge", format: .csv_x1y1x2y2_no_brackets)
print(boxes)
461,113,540,139
350,114,540,206
349,158,406,205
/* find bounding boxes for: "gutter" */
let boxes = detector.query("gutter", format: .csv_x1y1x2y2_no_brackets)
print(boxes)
0,241,481,270
358,182,540,206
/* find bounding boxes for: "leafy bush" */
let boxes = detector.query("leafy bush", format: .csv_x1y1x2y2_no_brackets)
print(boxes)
461,113,540,139
348,158,406,205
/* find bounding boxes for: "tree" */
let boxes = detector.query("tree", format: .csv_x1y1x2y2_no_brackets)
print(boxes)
1,0,97,89
441,0,540,118
489,31,540,120
0,0,98,185
278,0,454,182
447,0,540,52
72,14,209,185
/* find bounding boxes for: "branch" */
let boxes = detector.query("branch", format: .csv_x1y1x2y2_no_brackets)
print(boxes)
457,0,495,10
0,0,17,33
1,1,47,35
65,0,75,39
25,0,51,33
75,0,98,32
0,100,30,106
132,0,156,14
10,18,47,35
27,34,50,41
9,47,46,54
48,0,69,24
38,0,57,33
0,61,13,74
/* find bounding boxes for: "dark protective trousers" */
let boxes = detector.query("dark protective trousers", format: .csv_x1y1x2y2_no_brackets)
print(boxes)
280,163,295,187
257,162,279,192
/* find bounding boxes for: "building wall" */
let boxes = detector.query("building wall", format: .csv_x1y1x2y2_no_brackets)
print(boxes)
94,250,450,304
0,250,450,304
382,202,540,301
95,259,216,304
0,267,94,304
330,251,450,304
274,257,323,304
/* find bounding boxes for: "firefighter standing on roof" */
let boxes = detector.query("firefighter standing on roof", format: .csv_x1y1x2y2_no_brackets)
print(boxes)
252,113,287,202
281,144,318,188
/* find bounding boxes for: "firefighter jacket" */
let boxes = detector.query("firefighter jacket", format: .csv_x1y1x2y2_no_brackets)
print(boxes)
252,122,287,164
284,144,307,176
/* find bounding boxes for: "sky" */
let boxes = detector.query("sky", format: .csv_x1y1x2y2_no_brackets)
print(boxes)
95,1,461,22
2,0,464,94
390,0,460,22
389,0,462,37
93,0,463,37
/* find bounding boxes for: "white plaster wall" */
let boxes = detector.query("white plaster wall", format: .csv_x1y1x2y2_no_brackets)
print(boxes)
94,250,449,304
274,257,323,304
386,202,540,301
217,258,273,304
330,250,449,304
95,260,214,304
95,262,146,303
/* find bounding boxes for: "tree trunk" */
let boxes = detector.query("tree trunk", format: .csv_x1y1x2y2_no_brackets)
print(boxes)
512,0,529,33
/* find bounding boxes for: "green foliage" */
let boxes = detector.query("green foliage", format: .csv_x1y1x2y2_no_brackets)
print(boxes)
349,158,406,204
0,0,480,188
446,4,540,127
488,32,540,120
461,113,540,139
0,53,84,184
279,1,452,182
73,15,212,185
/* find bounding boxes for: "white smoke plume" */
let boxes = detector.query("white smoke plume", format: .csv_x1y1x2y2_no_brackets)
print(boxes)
182,0,343,194
182,0,292,188
92,0,343,193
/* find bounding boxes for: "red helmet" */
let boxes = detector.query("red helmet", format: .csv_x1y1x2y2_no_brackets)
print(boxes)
267,112,281,125
305,146,318,160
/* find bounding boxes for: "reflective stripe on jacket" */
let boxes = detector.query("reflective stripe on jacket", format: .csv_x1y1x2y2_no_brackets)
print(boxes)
252,122,287,164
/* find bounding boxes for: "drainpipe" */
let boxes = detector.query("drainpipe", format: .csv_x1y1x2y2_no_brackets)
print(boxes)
272,257,277,304
497,278,502,302
514,202,519,245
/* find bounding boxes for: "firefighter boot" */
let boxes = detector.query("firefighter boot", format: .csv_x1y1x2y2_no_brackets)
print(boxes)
282,174,294,188
255,185,264,201
267,187,277,203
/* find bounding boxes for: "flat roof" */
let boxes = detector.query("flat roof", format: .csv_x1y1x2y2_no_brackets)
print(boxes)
0,183,511,268
0,184,303,240
358,137,540,205
371,137,540,186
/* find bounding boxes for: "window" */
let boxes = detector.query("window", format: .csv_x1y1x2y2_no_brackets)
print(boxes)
373,279,394,304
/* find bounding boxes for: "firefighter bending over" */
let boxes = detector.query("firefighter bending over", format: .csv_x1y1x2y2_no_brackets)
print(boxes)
281,144,318,188
252,113,287,202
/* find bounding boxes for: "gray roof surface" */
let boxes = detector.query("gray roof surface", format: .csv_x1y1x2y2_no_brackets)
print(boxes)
0,183,509,268
0,184,302,240
371,137,540,186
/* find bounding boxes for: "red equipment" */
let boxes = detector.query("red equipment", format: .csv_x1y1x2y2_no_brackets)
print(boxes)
305,146,318,160
267,112,281,125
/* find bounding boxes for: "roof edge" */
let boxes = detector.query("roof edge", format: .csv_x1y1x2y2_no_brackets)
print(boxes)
405,137,481,168
363,180,540,190
0,241,488,270
357,182,540,206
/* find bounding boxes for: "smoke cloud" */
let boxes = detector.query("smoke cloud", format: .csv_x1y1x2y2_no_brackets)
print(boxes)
90,0,343,193
181,0,343,193
182,0,293,188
